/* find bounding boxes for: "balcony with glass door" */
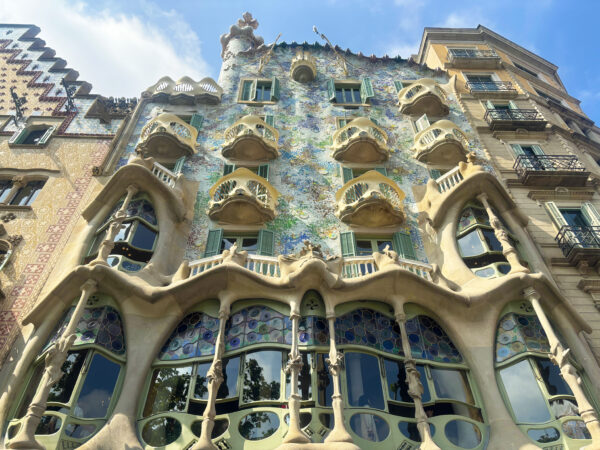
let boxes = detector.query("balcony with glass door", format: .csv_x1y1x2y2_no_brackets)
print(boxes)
397,78,449,116
137,113,198,159
413,120,469,165
222,115,279,161
446,48,501,69
484,107,546,132
331,117,390,163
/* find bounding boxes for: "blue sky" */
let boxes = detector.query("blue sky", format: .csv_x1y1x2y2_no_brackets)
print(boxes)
2,0,599,122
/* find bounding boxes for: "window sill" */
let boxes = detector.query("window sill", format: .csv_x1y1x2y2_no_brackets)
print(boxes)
238,100,277,106
8,143,49,149
0,205,33,211
331,102,369,108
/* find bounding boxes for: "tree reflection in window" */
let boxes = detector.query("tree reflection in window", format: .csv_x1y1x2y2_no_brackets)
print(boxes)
243,350,282,402
144,366,191,416
238,411,280,440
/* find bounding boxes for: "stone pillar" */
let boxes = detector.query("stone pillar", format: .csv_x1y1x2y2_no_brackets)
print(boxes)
90,184,138,266
524,287,600,448
324,313,353,443
7,279,97,449
477,193,529,274
191,307,229,450
395,312,440,450
282,311,310,443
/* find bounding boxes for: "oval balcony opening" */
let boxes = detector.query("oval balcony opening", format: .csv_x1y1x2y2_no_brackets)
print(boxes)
222,115,279,161
413,119,469,165
332,117,390,164
208,168,279,225
290,50,317,83
136,113,197,160
398,78,449,116
335,170,405,227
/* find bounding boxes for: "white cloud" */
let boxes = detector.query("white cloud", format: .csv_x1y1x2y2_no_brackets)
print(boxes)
384,41,420,59
440,8,494,29
0,0,212,97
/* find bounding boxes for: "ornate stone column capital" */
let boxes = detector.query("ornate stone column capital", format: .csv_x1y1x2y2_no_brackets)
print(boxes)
523,286,540,302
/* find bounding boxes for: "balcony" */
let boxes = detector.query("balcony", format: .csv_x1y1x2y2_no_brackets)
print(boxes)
222,115,279,161
137,113,198,159
446,48,501,69
556,226,600,267
398,78,449,116
413,120,469,164
290,50,317,83
335,170,405,227
208,168,279,224
331,117,390,163
466,81,517,98
484,109,547,132
514,155,589,187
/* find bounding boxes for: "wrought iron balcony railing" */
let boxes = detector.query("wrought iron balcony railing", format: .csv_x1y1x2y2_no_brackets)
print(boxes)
466,81,516,93
484,109,546,131
556,226,600,259
514,155,586,176
397,78,449,116
448,48,499,60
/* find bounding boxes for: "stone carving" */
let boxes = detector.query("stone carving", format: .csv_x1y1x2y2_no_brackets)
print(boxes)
85,96,137,123
1,213,16,223
372,244,399,270
220,12,265,59
238,12,258,29
7,234,22,246
278,240,342,282
221,242,248,267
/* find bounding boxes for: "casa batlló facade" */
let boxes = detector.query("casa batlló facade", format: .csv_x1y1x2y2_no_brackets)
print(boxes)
0,13,599,450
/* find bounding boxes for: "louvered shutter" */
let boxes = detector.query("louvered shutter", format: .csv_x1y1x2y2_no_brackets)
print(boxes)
271,76,280,101
393,231,416,260
370,117,379,126
582,202,600,226
190,114,204,131
223,164,235,176
249,79,258,101
173,156,186,174
544,202,569,229
342,167,354,184
360,77,374,104
394,81,404,93
375,167,387,176
510,144,525,156
38,126,55,145
9,129,24,144
340,231,356,257
264,115,275,127
508,100,518,110
415,114,430,132
485,100,495,110
258,164,269,180
204,229,224,257
429,169,442,179
327,78,336,102
257,229,275,256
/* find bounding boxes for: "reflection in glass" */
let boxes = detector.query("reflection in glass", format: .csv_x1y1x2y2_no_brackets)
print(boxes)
217,357,240,399
384,359,411,402
399,422,435,442
286,353,312,400
550,399,579,419
499,360,550,423
349,413,390,442
430,368,473,404
194,362,211,400
143,366,191,416
284,413,312,428
48,351,87,404
444,420,481,449
191,419,228,439
356,240,372,256
64,423,97,439
316,353,333,407
239,412,280,440
527,427,560,443
535,358,572,396
377,240,393,252
35,415,62,435
345,352,384,410
482,229,502,251
130,222,157,250
74,353,120,418
142,417,182,447
562,420,591,439
457,230,485,257
242,351,282,402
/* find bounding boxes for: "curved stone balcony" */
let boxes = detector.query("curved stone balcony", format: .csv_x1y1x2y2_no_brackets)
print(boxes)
136,113,198,159
143,76,223,104
335,170,406,227
208,168,280,224
398,78,449,116
331,117,390,163
413,120,469,165
290,50,317,82
222,115,279,161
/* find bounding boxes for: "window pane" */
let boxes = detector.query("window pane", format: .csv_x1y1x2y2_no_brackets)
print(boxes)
241,238,258,254
550,399,579,419
131,222,157,250
11,181,42,206
48,351,87,404
74,353,121,418
0,180,12,203
143,366,191,416
384,359,411,402
457,230,486,257
482,229,503,252
345,352,385,409
353,89,361,103
193,362,212,400
221,237,237,253
217,356,240,399
499,359,550,423
535,358,572,396
345,89,354,103
377,241,393,252
114,222,132,243
430,368,473,404
356,240,373,256
242,350,282,402
335,89,343,103
242,80,253,101
286,353,312,400
317,353,333,407
22,129,47,145
262,85,271,101
349,413,390,442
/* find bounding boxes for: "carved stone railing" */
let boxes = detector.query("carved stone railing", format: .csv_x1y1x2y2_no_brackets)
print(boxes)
143,76,223,104
335,170,406,227
137,113,197,159
331,117,390,163
290,50,317,82
222,115,279,161
413,120,469,164
342,255,433,280
398,78,449,116
189,253,281,278
435,166,464,193
151,162,177,188
208,168,279,224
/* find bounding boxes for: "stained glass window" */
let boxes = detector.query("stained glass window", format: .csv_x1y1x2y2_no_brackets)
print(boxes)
158,312,220,361
405,315,463,363
495,312,550,362
225,306,292,351
335,308,403,355
298,316,329,346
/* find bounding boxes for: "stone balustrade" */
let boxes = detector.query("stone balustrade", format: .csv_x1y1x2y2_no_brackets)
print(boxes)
137,113,197,159
222,115,279,161
331,117,390,163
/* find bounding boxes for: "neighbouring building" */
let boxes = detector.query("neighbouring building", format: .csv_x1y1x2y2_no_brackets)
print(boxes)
0,14,599,450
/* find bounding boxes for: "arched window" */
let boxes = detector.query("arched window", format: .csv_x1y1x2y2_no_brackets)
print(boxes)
334,302,485,449
85,193,158,272
6,294,126,448
495,303,594,447
456,200,519,278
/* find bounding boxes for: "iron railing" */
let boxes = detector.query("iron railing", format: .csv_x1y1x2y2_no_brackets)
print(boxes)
514,155,586,178
466,81,516,93
556,226,600,258
448,48,499,60
484,109,544,123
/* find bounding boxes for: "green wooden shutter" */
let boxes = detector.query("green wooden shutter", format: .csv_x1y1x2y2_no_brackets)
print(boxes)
258,164,269,180
370,117,379,126
415,114,430,132
271,76,280,101
510,144,525,156
582,202,600,227
394,81,404,93
544,202,569,228
360,77,374,104
204,229,224,257
173,156,186,174
241,80,253,101
340,231,357,257
37,126,55,145
375,167,387,176
485,100,495,110
264,115,275,127
342,167,354,184
393,231,416,260
190,114,204,132
250,79,258,101
429,169,442,179
257,229,275,256
327,78,336,102
338,118,349,128
9,129,25,144
223,164,235,176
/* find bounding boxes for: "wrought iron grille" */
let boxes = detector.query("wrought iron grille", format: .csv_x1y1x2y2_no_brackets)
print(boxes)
484,109,544,123
448,49,499,60
466,81,516,92
513,155,586,178
555,226,600,258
